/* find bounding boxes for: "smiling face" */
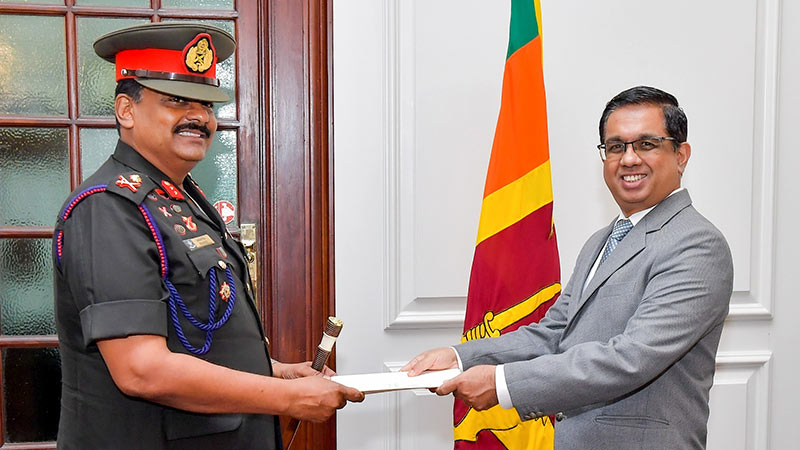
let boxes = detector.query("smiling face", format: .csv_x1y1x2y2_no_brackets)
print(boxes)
601,104,691,216
116,87,216,183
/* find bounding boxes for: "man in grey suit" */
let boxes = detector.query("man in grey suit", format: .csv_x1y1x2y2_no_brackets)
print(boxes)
403,86,733,449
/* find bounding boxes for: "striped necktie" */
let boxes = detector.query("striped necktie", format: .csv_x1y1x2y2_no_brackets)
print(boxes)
600,218,633,264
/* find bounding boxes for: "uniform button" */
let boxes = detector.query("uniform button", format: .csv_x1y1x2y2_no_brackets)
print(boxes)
555,412,566,422
217,260,227,270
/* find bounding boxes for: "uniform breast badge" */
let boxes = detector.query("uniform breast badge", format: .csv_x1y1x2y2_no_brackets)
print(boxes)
219,281,231,302
182,215,198,232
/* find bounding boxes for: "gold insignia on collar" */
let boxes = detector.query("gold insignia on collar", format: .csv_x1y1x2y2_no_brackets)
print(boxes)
184,34,214,74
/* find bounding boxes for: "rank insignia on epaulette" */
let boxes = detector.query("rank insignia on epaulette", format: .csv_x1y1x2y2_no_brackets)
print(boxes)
182,215,198,232
115,174,142,192
219,281,231,302
161,180,184,200
158,206,172,217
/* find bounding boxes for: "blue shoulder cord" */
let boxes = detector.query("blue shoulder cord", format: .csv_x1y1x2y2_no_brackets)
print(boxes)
139,202,237,355
58,185,236,356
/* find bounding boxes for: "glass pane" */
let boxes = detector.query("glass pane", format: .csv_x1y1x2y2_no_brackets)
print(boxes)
164,19,236,119
0,15,66,116
0,239,55,336
0,128,70,227
76,0,148,5
2,347,61,443
192,130,238,227
80,128,119,179
162,0,233,10
77,17,149,117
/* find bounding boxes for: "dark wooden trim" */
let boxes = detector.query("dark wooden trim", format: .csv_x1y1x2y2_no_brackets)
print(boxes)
0,443,57,450
0,336,59,348
0,4,238,19
0,227,53,239
263,0,335,448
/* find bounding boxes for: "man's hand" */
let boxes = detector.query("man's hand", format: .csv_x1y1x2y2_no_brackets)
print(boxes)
284,376,365,423
436,365,498,411
272,361,335,379
401,347,459,376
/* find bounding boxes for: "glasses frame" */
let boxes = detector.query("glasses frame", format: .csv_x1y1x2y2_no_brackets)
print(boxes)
597,136,678,161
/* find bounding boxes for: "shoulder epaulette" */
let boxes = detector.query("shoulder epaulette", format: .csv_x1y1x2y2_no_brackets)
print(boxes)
105,172,157,205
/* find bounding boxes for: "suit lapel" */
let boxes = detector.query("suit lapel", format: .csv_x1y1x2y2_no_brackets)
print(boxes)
565,190,694,331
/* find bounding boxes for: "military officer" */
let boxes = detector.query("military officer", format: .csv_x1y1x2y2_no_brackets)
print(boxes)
53,22,363,450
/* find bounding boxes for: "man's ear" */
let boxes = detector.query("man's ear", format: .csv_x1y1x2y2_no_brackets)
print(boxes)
115,94,135,130
676,142,691,175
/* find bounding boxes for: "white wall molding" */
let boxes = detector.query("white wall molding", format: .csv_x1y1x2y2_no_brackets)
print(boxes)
727,0,781,321
381,0,419,330
708,351,772,450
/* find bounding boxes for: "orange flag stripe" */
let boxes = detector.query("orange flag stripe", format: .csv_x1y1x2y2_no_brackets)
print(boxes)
483,35,549,198
476,160,553,245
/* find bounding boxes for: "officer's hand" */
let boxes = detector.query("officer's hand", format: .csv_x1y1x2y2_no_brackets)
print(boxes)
273,361,335,379
285,376,364,423
436,365,498,411
401,347,458,376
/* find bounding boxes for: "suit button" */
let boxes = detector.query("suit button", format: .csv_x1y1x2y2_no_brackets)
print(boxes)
555,412,566,422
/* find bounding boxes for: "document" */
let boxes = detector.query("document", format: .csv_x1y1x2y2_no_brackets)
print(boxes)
331,368,461,394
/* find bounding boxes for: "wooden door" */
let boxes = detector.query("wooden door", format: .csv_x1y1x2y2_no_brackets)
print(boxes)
0,1,333,449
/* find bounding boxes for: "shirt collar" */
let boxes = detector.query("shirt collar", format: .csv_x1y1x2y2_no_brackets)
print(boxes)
111,139,178,187
616,187,685,227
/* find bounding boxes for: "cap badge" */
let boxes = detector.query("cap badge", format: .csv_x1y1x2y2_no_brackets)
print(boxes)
183,33,215,74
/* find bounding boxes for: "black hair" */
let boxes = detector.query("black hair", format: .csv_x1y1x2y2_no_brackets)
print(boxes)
598,86,687,148
114,79,143,135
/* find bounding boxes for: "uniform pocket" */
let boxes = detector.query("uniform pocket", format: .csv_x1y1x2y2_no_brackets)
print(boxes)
162,409,243,440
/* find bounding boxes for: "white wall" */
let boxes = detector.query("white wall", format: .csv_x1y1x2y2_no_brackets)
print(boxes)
334,1,796,448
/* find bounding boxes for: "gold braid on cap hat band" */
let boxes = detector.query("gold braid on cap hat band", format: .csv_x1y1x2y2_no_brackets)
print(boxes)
120,68,220,87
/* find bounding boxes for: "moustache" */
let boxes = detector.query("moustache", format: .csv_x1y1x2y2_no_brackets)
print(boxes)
173,123,211,138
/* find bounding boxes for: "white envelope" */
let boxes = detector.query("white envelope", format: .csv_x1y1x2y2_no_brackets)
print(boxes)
331,368,461,394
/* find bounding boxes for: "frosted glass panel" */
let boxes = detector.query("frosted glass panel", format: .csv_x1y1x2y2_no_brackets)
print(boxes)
80,128,119,179
77,17,149,116
0,128,70,227
162,0,233,10
0,239,55,336
0,15,66,115
192,130,238,226
2,347,61,443
164,19,236,119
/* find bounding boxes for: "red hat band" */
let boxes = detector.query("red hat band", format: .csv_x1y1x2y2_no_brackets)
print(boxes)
115,33,219,86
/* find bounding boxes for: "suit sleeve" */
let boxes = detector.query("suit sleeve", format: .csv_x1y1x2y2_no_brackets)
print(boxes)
501,222,733,419
60,192,168,348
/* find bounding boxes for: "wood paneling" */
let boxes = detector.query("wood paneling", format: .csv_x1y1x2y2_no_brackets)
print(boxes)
258,0,336,449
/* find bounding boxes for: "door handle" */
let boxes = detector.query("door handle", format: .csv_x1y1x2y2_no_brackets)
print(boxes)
240,223,258,310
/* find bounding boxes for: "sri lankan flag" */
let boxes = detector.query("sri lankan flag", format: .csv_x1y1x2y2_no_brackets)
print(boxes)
454,1,560,448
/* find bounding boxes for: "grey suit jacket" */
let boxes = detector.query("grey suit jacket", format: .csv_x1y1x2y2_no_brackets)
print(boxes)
455,190,733,450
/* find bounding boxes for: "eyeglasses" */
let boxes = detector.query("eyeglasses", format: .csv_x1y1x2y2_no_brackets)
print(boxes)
597,136,677,161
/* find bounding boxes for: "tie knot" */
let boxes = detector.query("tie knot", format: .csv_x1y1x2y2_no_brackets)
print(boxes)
610,218,633,241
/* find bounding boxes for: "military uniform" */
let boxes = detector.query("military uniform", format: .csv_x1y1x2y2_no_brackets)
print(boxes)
53,141,281,449
53,22,281,450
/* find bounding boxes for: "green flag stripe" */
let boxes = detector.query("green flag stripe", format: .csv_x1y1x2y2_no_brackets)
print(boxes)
506,0,540,60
